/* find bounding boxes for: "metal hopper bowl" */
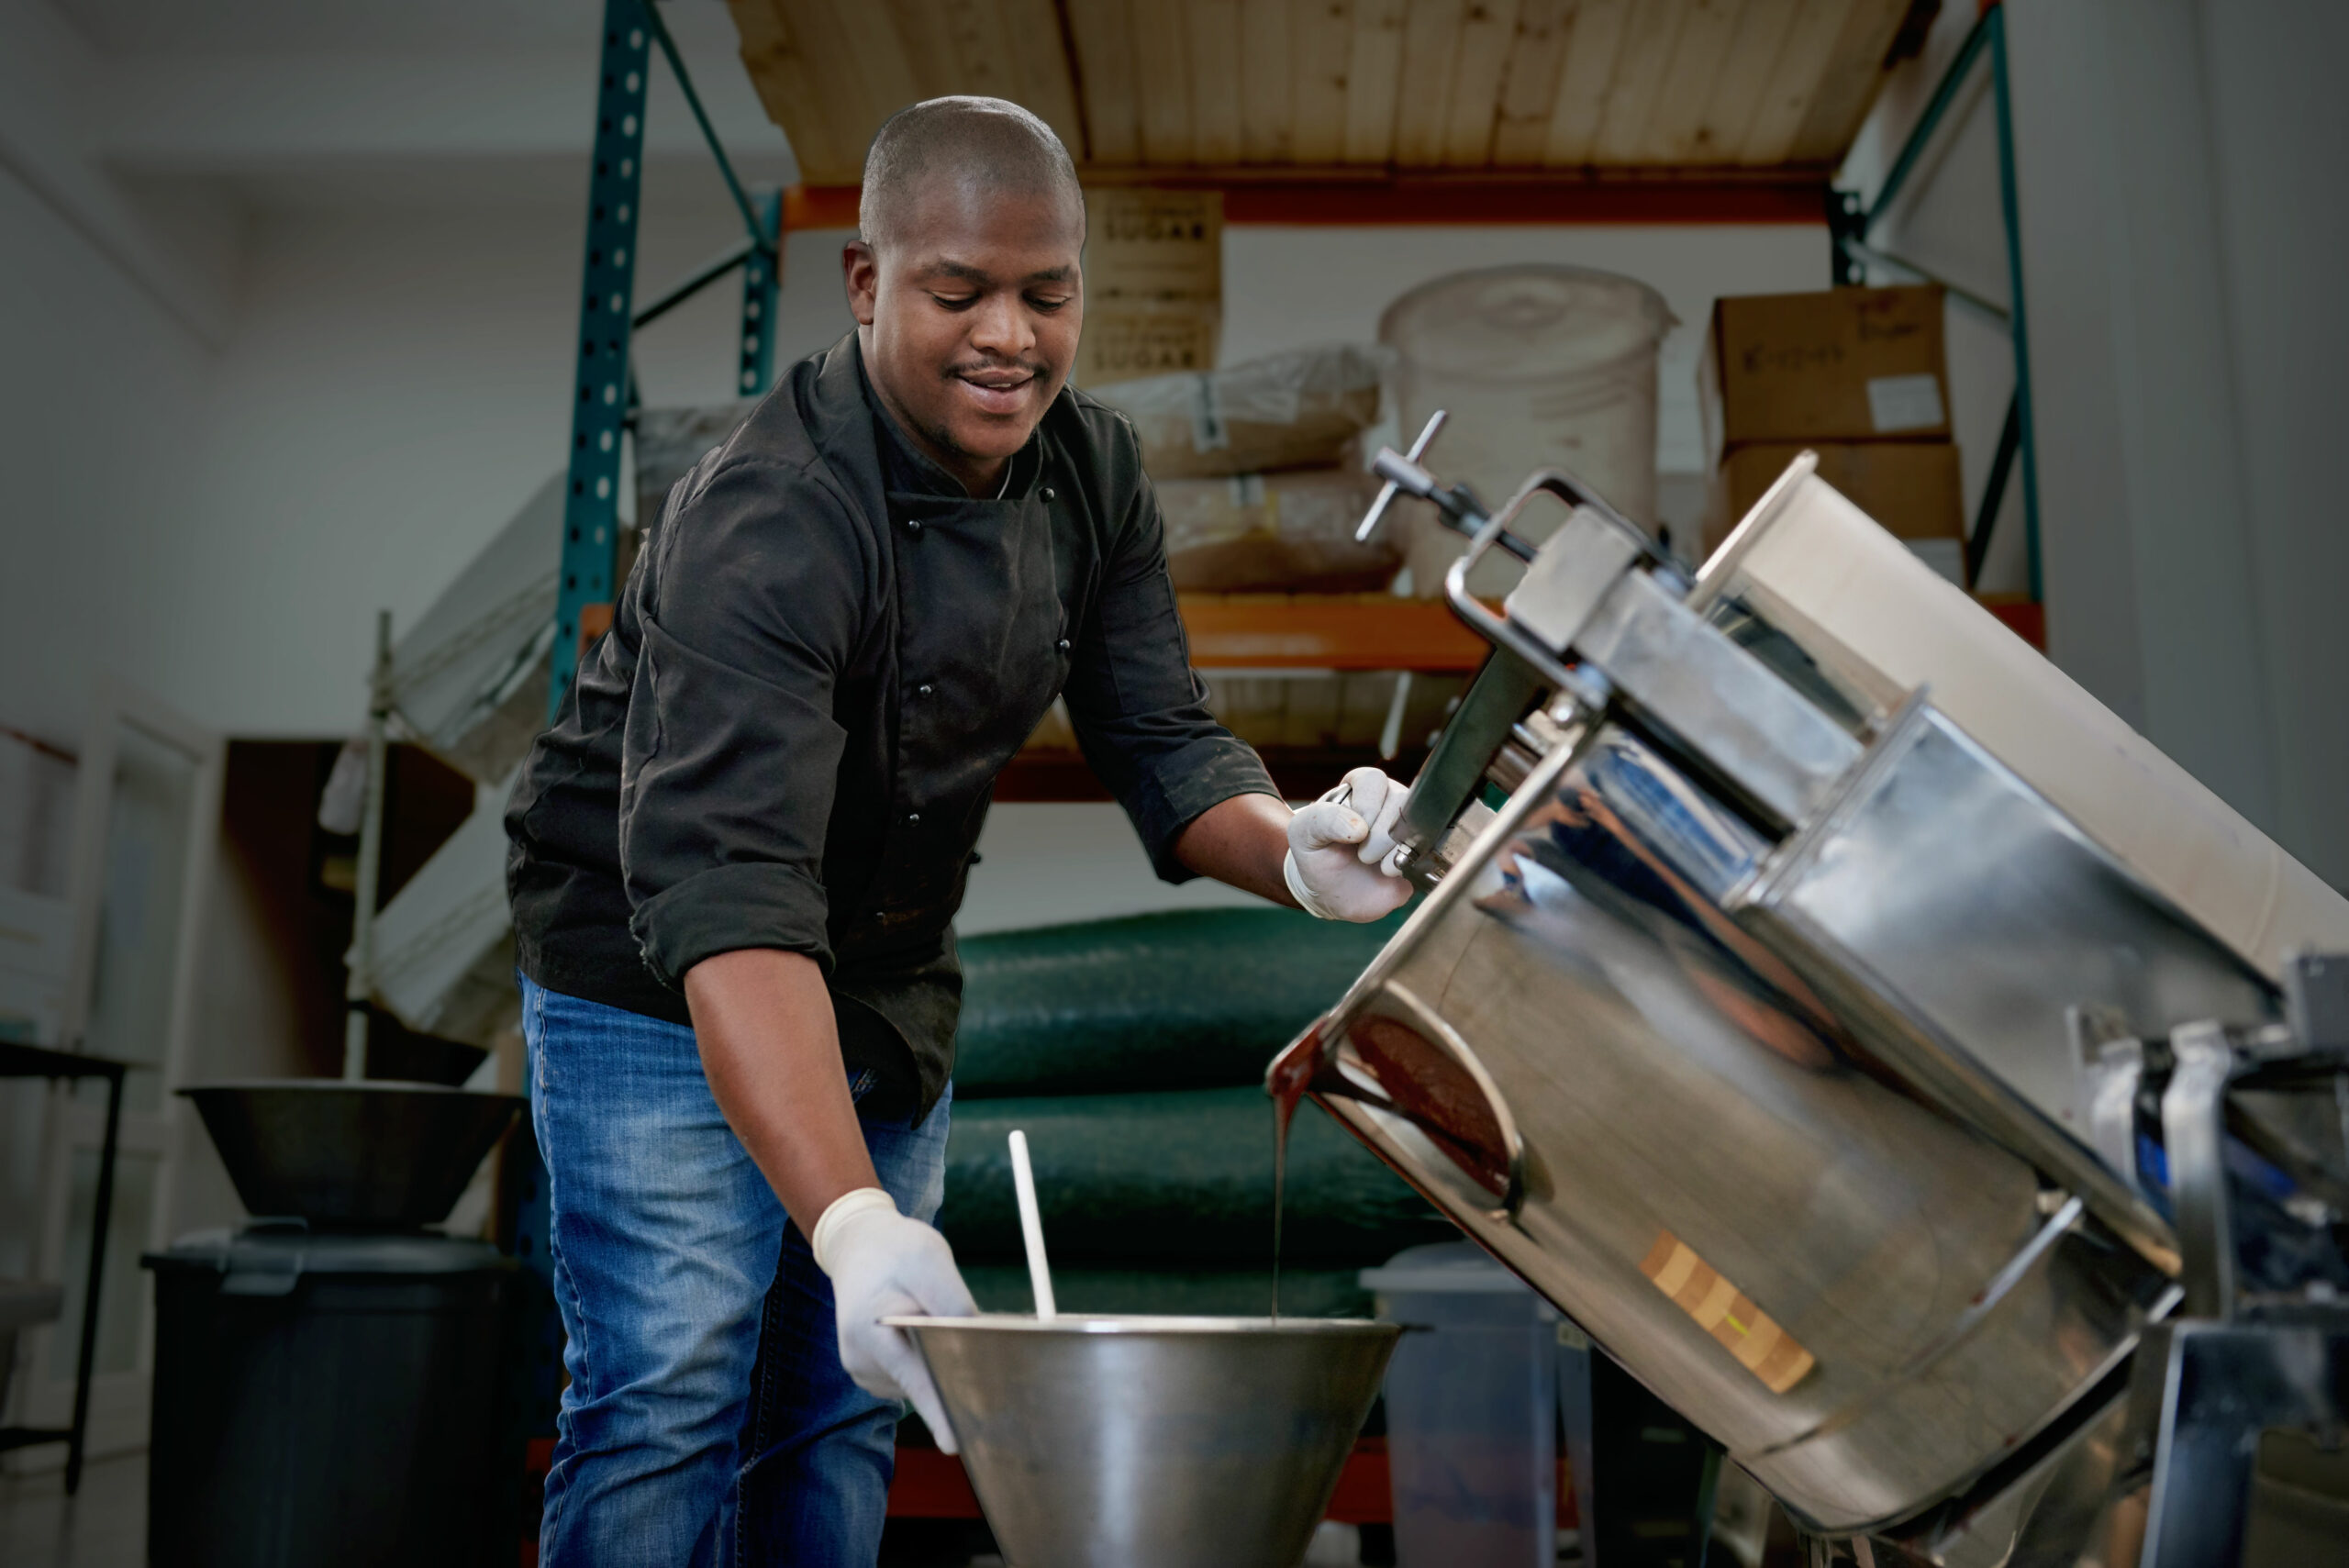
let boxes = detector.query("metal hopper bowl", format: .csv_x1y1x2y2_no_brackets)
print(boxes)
183,1080,523,1229
888,1314,1398,1568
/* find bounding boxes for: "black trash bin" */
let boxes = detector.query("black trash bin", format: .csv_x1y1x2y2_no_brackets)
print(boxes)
145,1223,517,1568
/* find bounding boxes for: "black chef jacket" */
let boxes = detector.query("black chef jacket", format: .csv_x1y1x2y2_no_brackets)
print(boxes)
505,334,1276,1120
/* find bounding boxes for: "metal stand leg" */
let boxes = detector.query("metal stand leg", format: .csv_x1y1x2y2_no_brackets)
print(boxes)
65,1066,123,1495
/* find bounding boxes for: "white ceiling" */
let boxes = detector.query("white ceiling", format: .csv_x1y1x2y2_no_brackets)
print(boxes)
36,0,797,204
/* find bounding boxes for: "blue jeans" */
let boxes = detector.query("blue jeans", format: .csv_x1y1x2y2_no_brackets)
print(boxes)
521,977,952,1566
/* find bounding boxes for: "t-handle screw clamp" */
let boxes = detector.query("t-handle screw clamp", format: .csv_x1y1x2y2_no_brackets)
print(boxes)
1355,409,1450,543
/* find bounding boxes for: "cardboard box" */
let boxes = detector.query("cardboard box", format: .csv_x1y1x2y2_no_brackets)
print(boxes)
1704,440,1967,584
1699,285,1949,466
1075,300,1220,387
1083,189,1221,305
1078,188,1222,387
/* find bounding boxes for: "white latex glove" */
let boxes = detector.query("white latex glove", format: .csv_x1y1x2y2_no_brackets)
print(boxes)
812,1188,979,1452
1285,766,1413,922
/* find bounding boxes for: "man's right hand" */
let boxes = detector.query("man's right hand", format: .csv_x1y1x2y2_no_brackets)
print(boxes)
1285,766,1414,922
813,1190,979,1452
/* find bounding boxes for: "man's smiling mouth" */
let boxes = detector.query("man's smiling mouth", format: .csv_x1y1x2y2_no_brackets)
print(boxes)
952,368,1037,414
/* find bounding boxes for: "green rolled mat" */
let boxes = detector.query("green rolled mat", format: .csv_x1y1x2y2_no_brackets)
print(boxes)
952,906,1408,1098
936,1085,1455,1270
962,1265,1374,1320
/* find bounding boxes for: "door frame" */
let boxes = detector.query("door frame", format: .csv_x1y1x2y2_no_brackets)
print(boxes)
17,675,222,1461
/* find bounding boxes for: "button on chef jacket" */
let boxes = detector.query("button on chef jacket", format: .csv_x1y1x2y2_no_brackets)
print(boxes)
505,335,1276,1121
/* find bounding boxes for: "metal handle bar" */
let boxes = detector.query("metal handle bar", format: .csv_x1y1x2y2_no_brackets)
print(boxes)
1438,467,1680,705
1353,417,1556,572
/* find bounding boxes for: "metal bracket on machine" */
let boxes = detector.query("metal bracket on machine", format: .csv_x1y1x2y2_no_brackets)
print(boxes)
1436,473,1863,835
2164,1022,2243,1319
1371,439,1872,881
2090,995,2349,1567
2070,1006,2144,1191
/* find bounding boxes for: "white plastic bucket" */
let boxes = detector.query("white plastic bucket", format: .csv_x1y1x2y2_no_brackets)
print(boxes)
1381,266,1673,596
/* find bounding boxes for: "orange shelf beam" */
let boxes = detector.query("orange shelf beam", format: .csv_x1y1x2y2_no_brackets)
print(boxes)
1178,595,1490,672
578,595,1487,676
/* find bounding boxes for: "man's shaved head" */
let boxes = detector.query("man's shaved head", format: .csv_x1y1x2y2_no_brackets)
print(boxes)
859,95,1085,256
843,95,1087,495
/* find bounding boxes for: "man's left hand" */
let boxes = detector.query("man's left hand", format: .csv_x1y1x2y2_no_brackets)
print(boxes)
1285,766,1414,922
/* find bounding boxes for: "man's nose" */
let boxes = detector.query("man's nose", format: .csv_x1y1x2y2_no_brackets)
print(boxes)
967,292,1034,361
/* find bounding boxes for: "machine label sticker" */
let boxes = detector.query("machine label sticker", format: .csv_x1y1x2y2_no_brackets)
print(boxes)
1865,373,1945,432
1641,1230,1815,1395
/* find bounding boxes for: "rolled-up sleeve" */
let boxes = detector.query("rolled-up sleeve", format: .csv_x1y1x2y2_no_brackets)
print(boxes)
621,459,874,984
1063,450,1278,882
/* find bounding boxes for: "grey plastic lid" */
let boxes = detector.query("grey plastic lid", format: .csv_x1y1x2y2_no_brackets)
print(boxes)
146,1224,508,1279
1360,1241,1552,1301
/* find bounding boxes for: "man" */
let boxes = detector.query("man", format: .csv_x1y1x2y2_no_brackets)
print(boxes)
505,95,1410,1564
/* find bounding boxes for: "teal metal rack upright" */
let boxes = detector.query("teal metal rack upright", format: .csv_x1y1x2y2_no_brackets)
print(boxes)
1828,3,2042,601
513,1,791,1515
548,0,784,721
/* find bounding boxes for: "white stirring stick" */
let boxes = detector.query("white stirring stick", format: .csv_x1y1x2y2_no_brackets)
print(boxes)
1008,1129,1057,1321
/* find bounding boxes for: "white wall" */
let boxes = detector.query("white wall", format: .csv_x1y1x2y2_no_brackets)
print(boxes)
163,189,774,738
0,163,218,751
2002,0,2348,886
2197,0,2349,892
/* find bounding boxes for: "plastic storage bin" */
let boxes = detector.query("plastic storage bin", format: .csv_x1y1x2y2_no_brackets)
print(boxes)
1363,1242,1561,1567
144,1224,516,1568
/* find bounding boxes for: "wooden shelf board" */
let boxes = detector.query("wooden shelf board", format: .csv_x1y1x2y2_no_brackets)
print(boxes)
737,0,1912,188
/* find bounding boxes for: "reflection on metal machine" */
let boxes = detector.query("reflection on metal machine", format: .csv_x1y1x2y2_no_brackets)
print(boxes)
1269,416,2349,1567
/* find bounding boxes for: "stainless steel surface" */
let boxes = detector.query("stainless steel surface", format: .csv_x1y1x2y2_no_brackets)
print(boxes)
1440,480,1859,832
1319,979,1526,1218
2086,1037,2144,1192
1888,1385,2141,1568
888,1314,1398,1568
1500,505,1641,651
1575,570,1864,829
1304,438,2349,1559
1744,704,2277,1146
1294,722,2176,1531
2162,1025,2238,1318
183,1080,522,1229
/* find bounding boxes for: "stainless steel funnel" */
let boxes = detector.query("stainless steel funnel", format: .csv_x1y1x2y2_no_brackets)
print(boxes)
184,1080,522,1229
888,1314,1398,1568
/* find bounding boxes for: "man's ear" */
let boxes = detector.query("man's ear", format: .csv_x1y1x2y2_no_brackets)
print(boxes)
841,239,880,328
